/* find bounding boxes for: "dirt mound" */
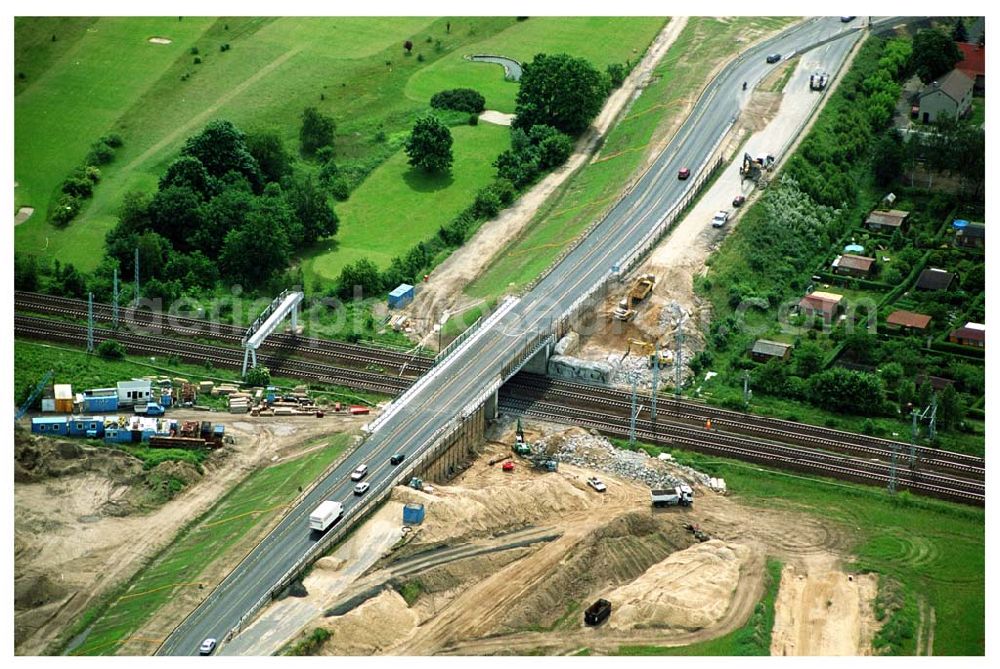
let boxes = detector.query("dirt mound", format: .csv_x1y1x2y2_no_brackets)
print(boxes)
391,475,593,545
497,512,692,633
14,574,68,611
607,540,753,631
15,434,143,485
412,547,536,597
321,590,417,655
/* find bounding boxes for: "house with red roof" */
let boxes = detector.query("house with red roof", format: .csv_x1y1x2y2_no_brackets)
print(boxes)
956,42,985,93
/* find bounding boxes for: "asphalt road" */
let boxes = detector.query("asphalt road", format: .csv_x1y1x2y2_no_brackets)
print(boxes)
160,17,870,656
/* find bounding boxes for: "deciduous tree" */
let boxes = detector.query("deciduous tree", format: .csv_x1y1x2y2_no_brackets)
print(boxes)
513,53,608,136
404,115,453,173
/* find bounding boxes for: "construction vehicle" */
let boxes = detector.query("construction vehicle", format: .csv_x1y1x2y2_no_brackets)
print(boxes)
408,477,424,490
15,369,54,421
651,485,694,507
684,522,711,542
622,339,669,369
584,599,612,626
739,152,775,184
134,402,166,416
512,417,531,456
809,72,829,91
612,274,657,321
309,500,344,532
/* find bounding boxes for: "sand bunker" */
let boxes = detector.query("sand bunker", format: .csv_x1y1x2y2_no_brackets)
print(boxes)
478,110,514,126
148,37,172,45
606,540,752,631
15,207,34,225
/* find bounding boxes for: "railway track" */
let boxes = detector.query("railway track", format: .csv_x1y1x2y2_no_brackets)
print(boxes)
18,292,983,480
506,374,985,480
15,314,984,505
14,291,434,377
499,397,984,506
14,315,410,396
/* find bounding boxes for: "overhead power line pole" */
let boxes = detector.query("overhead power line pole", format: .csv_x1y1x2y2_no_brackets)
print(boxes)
87,292,94,354
113,267,119,329
134,247,140,307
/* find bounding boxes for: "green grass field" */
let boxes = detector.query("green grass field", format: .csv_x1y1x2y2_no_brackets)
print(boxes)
405,17,666,113
625,441,985,656
15,16,663,277
301,122,510,285
64,434,351,655
465,17,797,299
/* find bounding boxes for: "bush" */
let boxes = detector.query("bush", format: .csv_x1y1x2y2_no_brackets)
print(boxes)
430,88,486,114
468,113,478,126
86,141,115,166
51,194,82,225
244,365,271,386
472,187,502,219
220,43,231,52
96,339,127,360
606,62,629,88
193,57,202,65
417,53,425,63
61,173,94,198
190,46,199,55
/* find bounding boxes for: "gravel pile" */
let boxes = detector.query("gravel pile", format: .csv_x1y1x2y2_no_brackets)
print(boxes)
533,431,705,491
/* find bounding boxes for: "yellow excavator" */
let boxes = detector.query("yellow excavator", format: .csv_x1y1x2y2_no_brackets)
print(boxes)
621,338,670,369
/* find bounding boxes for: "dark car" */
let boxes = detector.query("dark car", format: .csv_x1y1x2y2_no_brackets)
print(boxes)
732,195,746,207
840,16,856,23
677,167,690,180
390,453,405,465
766,53,781,64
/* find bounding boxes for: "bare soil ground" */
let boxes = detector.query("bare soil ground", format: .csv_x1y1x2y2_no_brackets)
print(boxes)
404,19,689,338
770,555,880,656
297,419,878,656
13,410,369,655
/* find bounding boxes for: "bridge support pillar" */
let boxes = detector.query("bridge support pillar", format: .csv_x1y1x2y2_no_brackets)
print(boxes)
484,389,499,420
520,343,550,375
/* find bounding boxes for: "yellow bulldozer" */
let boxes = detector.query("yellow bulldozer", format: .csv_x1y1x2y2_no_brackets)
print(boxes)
621,338,670,369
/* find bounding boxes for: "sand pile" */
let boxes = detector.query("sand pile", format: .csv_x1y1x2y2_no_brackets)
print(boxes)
606,540,752,630
320,590,417,655
392,476,592,543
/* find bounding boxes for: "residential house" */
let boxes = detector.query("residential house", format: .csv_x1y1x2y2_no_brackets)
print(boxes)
886,310,932,333
949,322,985,349
831,254,876,278
865,209,909,232
915,268,956,291
956,42,985,93
751,339,793,363
798,291,844,324
954,222,985,249
917,69,974,123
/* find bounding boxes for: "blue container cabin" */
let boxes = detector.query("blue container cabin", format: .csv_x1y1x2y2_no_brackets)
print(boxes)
402,503,425,525
388,284,414,309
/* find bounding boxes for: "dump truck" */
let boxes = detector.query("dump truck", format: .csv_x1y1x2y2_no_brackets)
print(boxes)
651,485,694,507
612,274,657,321
309,500,344,532
584,598,612,626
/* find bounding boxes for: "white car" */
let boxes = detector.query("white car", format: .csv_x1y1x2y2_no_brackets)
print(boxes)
199,638,217,655
350,464,368,481
711,210,730,228
587,477,607,493
354,481,371,495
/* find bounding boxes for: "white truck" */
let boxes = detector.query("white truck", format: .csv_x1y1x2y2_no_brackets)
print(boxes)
309,500,344,532
651,485,694,507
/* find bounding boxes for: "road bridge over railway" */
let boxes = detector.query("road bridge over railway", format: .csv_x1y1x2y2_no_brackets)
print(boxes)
158,17,901,655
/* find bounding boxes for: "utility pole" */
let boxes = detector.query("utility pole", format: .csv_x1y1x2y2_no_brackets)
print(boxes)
929,393,937,441
112,267,119,329
909,408,919,467
673,305,684,398
87,292,94,354
887,440,898,495
651,341,660,421
134,247,140,307
743,371,752,408
629,373,639,449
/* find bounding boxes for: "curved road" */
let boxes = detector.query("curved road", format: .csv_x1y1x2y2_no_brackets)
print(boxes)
160,17,873,656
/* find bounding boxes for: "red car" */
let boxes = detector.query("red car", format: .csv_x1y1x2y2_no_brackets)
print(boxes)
501,460,515,472
677,167,691,180
732,195,746,207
